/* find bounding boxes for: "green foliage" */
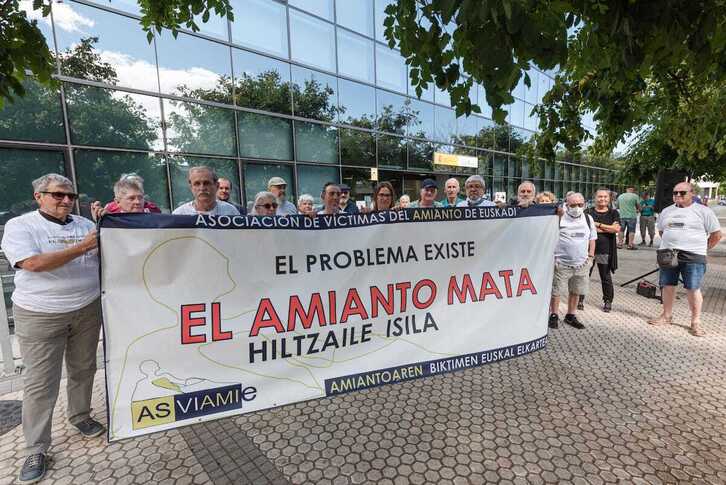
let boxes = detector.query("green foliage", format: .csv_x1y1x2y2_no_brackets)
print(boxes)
0,0,55,108
386,0,726,179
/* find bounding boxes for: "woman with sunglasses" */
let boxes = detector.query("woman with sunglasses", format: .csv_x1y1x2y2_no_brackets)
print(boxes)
371,182,398,212
251,191,279,216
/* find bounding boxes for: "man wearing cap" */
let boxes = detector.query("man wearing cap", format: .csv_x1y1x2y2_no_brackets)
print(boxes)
456,175,496,207
216,177,246,215
173,166,240,216
338,184,360,214
410,179,443,208
268,177,297,216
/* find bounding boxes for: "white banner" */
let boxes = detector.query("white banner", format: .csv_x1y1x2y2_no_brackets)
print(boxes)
100,206,558,440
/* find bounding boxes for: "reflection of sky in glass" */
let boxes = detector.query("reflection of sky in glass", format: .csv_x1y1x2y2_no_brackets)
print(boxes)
458,115,477,139
525,70,538,104
289,0,334,21
230,0,288,58
234,48,290,80
525,103,538,132
376,45,407,94
155,31,232,96
337,30,374,83
163,99,236,156
435,106,456,142
289,10,336,72
434,85,451,107
510,99,525,128
55,1,159,92
189,10,229,41
374,0,395,43
336,0,374,37
86,0,141,15
538,72,549,104
338,79,375,126
233,48,291,114
477,84,492,118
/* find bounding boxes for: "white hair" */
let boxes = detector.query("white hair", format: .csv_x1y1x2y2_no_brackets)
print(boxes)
251,191,277,215
465,175,486,187
188,166,218,183
297,194,314,205
518,180,535,192
32,173,73,192
566,192,585,203
114,177,144,199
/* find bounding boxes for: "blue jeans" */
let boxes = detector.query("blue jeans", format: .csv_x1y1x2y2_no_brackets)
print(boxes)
659,262,707,290
620,217,637,234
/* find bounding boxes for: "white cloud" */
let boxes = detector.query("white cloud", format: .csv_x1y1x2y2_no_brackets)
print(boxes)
21,1,95,34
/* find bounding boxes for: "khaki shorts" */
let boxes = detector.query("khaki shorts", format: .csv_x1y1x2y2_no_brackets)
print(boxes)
552,260,591,296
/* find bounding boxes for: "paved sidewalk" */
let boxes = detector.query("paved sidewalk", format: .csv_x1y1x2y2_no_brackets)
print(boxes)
1,227,726,484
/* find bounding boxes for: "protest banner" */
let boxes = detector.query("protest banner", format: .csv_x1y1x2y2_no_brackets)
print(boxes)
99,206,558,440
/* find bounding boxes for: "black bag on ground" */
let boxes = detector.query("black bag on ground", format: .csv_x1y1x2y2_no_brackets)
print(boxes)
656,249,679,269
637,280,658,299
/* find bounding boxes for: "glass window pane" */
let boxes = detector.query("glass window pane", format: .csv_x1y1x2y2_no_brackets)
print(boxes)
493,123,509,152
164,99,236,156
341,167,376,208
297,164,339,205
0,149,64,224
477,117,495,150
338,78,376,128
538,71,549,104
155,30,232,102
524,103,538,132
238,112,293,160
525,70,539,104
0,80,65,143
340,128,375,166
493,154,506,177
230,0,288,57
65,83,163,150
510,98,526,128
407,99,434,139
291,65,338,122
21,1,56,50
233,48,292,114
376,45,407,93
244,162,295,208
336,0,374,37
477,84,493,118
74,149,169,212
55,2,158,92
337,30,374,83
169,156,240,208
375,0,395,42
295,121,338,163
289,0,333,21
376,89,408,135
407,140,433,171
435,85,451,107
289,10,336,72
434,106,456,143
457,115,477,146
377,134,406,169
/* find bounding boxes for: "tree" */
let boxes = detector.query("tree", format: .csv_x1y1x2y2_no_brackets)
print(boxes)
383,1,726,177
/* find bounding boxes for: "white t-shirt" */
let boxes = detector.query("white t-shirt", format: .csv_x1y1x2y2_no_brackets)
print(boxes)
1,211,100,313
172,200,240,216
657,203,720,255
555,213,598,266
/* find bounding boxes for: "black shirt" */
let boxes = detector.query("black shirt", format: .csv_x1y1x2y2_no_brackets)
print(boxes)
587,208,620,255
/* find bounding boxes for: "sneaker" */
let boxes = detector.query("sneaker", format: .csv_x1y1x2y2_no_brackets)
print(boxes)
603,301,612,313
74,418,105,438
564,314,586,329
548,313,559,329
18,453,47,484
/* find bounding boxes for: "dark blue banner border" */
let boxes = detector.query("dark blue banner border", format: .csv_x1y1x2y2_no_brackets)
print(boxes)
100,204,556,231
324,335,548,396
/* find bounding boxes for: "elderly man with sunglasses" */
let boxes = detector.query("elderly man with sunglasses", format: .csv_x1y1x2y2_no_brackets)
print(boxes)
1,174,105,484
647,182,722,336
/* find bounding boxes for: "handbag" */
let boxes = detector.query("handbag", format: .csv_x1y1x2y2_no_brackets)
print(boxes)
656,248,679,269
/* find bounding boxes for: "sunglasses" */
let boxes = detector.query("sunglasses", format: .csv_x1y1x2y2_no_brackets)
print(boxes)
41,191,78,201
255,203,278,210
672,191,689,196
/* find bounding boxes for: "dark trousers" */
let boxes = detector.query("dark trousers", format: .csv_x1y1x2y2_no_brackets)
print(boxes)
589,260,614,303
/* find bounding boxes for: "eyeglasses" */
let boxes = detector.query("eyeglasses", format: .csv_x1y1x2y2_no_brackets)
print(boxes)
41,191,78,201
255,203,278,210
672,191,688,196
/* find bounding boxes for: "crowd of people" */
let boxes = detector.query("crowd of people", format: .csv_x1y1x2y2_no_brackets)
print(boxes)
0,167,722,483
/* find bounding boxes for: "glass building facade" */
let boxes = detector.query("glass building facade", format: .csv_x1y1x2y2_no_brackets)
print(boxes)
0,0,618,220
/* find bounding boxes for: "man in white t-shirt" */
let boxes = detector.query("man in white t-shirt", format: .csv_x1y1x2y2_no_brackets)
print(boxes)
456,175,496,208
1,174,105,484
549,192,598,330
173,166,240,216
647,182,722,336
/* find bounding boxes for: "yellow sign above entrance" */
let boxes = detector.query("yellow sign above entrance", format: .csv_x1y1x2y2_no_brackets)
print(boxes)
433,152,478,168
